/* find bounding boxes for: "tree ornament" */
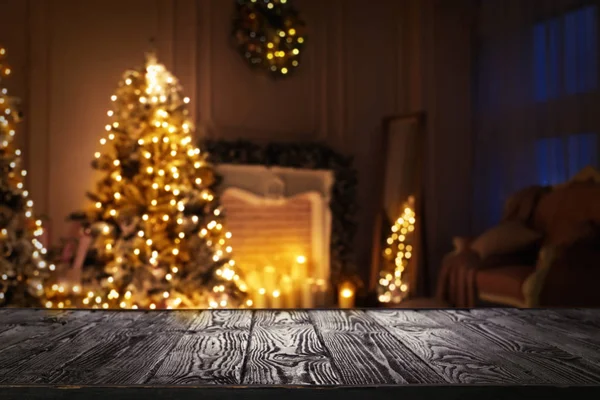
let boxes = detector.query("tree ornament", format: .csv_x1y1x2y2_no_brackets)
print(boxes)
67,49,248,309
0,45,57,308
1,241,12,257
232,0,306,78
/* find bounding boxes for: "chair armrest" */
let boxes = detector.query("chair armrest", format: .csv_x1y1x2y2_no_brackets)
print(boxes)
436,249,482,306
452,236,473,254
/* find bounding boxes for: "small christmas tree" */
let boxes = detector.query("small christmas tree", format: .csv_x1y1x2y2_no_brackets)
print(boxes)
0,46,56,307
378,196,416,304
71,50,248,309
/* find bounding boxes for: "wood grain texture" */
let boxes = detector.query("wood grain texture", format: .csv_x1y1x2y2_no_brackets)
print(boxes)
45,312,197,385
0,311,111,381
0,312,143,384
311,310,445,384
368,310,543,384
507,309,600,341
553,309,600,329
0,309,61,325
147,310,252,385
429,309,600,384
0,308,600,390
243,310,341,385
483,310,600,364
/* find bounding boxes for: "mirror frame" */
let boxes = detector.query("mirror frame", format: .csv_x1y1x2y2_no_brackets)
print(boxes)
369,111,428,300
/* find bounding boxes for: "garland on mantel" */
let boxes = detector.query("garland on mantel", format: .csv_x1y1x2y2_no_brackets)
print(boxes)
201,139,358,284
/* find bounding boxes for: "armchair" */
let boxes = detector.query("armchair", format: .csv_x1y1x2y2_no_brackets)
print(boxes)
437,169,600,308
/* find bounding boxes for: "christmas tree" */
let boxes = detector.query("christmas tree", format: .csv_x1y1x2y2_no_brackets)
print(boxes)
71,51,249,309
378,196,416,304
0,46,56,307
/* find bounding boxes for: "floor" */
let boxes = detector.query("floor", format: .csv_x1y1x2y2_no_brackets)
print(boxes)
1,308,600,399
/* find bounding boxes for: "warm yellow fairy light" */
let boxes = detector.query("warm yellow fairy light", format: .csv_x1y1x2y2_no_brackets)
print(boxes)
379,198,416,304
55,52,248,310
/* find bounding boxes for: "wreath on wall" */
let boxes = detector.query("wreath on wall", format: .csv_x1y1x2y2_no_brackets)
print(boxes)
232,0,307,78
202,139,358,285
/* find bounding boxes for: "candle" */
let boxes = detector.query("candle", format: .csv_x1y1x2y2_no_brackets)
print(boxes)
255,288,267,308
338,281,355,309
293,255,308,282
246,270,261,291
271,290,282,308
263,266,277,294
302,279,314,308
314,279,327,307
280,275,296,308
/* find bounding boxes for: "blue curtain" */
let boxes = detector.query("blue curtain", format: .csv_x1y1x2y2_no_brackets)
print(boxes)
472,0,600,234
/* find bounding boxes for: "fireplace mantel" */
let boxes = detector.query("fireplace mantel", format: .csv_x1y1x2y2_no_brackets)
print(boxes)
215,164,334,201
216,164,334,287
204,139,358,284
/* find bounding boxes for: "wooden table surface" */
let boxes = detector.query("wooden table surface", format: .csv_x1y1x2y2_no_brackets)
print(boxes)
1,308,599,399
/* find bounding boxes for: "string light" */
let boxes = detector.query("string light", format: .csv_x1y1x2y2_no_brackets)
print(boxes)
378,197,416,304
0,45,60,308
46,50,249,311
232,0,306,78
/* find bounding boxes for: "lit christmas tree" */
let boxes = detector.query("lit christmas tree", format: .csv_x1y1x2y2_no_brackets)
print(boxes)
0,45,56,307
70,51,249,309
378,196,416,304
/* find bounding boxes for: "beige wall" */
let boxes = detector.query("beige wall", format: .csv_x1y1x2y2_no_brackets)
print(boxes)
0,0,474,288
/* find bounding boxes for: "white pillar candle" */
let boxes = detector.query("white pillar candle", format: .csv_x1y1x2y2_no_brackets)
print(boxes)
246,271,261,292
255,288,267,308
263,266,277,294
280,275,295,308
302,279,314,308
271,290,282,308
314,279,327,307
338,281,355,309
293,255,308,282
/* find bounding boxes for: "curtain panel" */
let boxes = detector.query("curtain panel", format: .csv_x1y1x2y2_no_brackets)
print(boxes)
472,0,600,232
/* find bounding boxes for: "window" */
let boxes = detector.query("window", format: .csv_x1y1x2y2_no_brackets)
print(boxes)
534,5,598,102
536,132,598,185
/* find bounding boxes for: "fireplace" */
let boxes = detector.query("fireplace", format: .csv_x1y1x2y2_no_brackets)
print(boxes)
216,164,334,307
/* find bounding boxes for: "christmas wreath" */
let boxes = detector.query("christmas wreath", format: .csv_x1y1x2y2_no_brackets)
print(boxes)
232,0,306,78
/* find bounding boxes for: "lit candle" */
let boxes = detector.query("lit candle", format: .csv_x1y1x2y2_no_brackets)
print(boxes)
271,290,282,308
338,281,355,309
263,266,277,294
314,279,327,307
293,255,308,282
246,270,261,292
255,288,267,308
280,275,295,308
302,278,314,308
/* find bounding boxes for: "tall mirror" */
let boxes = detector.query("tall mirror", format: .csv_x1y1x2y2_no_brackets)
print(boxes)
370,112,427,305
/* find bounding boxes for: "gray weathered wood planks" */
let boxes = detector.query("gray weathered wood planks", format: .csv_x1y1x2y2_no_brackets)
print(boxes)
310,310,445,384
243,310,341,385
431,309,600,384
367,310,542,384
148,310,252,385
0,307,599,398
